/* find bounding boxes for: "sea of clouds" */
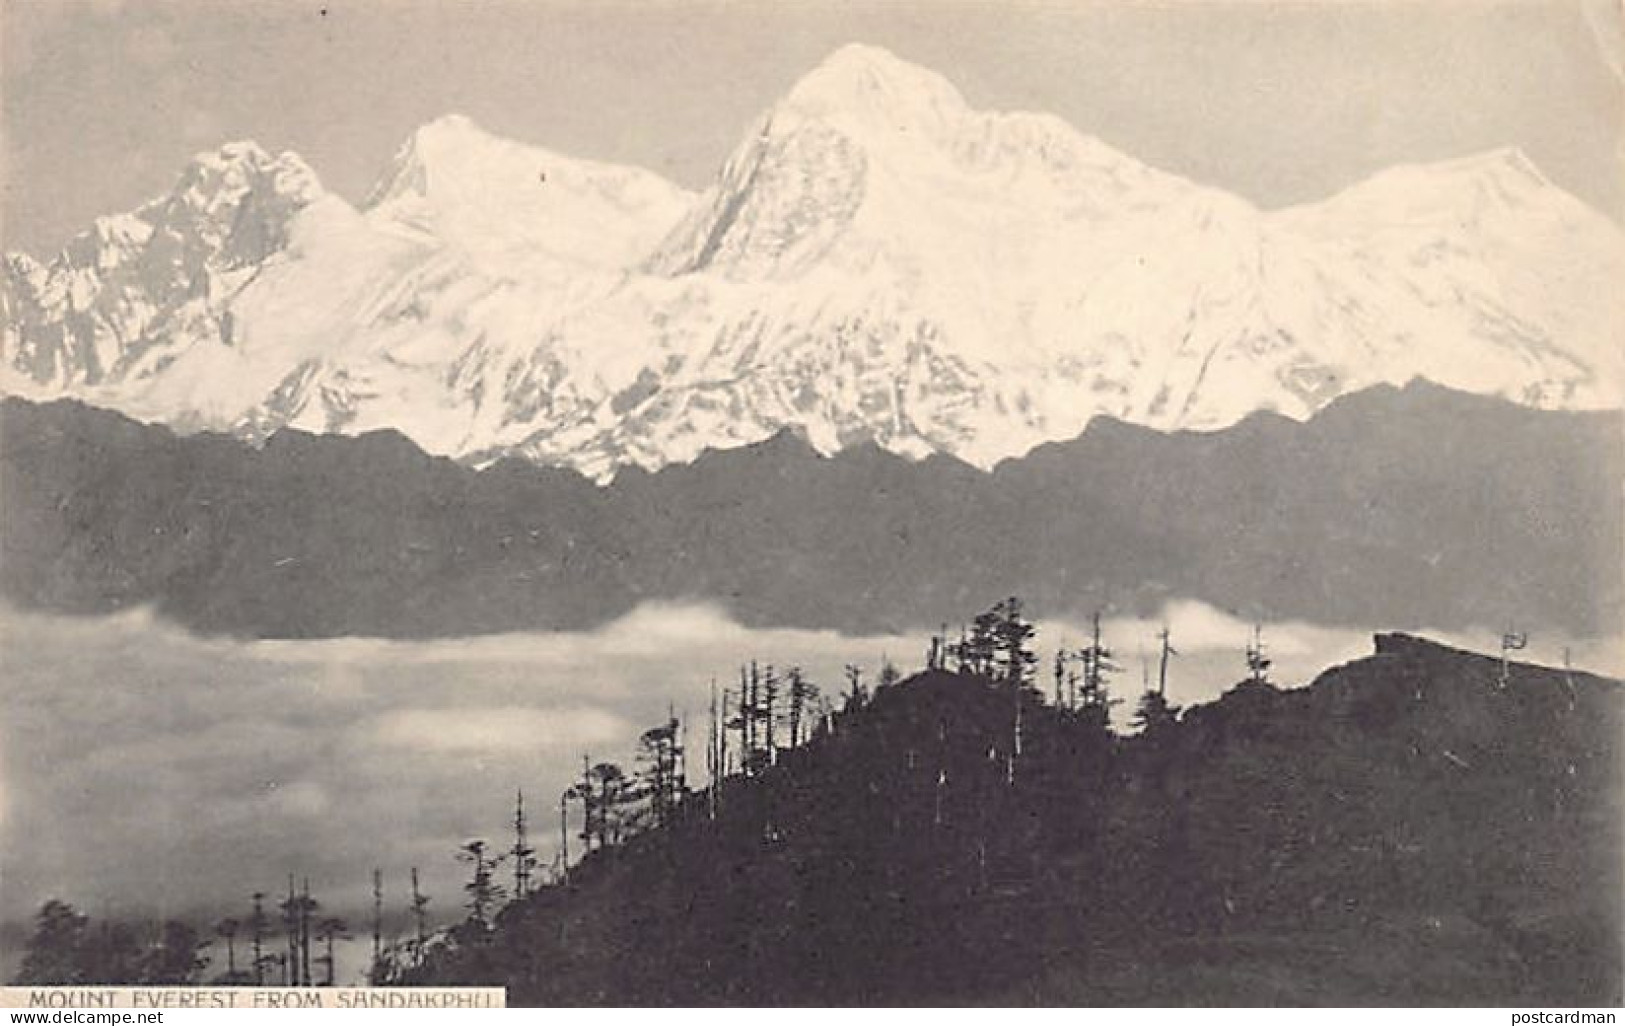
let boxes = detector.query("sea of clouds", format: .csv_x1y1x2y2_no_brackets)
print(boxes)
1,599,1615,978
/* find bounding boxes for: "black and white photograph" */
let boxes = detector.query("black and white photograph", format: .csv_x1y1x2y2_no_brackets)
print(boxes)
1,0,1621,1007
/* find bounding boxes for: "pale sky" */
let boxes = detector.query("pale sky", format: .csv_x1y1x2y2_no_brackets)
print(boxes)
3,0,1623,257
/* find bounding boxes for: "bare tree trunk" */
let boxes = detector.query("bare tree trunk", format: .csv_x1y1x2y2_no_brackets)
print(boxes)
370,870,383,981
741,666,754,775
678,706,689,809
251,892,266,986
580,754,596,851
1009,689,1023,786
558,790,570,881
1158,628,1172,696
764,667,778,765
708,681,720,819
410,868,428,967
789,676,802,749
299,877,313,988
284,876,300,986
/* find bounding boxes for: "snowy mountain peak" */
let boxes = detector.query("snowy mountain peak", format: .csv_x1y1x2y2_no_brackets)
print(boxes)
776,43,969,136
1298,145,1568,232
362,113,508,210
4,46,1622,479
410,111,486,144
173,140,325,210
0,138,329,393
649,43,1197,286
362,113,694,277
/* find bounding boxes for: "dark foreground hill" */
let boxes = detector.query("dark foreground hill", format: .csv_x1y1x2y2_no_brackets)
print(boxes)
2,380,1620,637
404,634,1621,1006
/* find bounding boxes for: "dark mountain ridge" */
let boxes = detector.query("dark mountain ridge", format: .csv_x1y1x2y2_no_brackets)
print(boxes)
401,633,1623,1005
1,380,1619,638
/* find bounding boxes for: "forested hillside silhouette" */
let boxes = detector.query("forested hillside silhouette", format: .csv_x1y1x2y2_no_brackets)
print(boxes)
384,611,1621,1005
16,602,1618,1004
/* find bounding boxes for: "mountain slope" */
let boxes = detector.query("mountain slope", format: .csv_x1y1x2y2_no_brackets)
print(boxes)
365,113,695,281
4,45,1622,477
0,142,325,394
3,383,1617,638
2,120,698,463
401,634,1623,1005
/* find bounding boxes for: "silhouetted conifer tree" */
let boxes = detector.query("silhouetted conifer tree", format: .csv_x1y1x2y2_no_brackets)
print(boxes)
510,790,537,899
298,878,316,987
577,762,630,846
213,918,240,981
279,876,301,985
966,609,999,677
927,625,950,671
787,668,819,748
369,869,383,983
879,658,901,689
1133,689,1179,735
315,918,349,986
638,717,682,828
248,891,270,985
572,755,600,850
457,840,504,931
15,900,88,984
1245,624,1272,685
1076,612,1119,730
1499,628,1527,689
843,664,870,712
409,868,430,966
992,597,1037,686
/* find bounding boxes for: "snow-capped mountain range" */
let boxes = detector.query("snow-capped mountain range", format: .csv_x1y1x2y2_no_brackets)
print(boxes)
4,44,1622,479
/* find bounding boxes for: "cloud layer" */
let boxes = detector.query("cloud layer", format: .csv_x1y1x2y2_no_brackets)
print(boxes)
1,599,1614,974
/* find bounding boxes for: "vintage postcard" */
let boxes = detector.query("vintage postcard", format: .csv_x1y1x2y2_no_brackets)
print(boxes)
1,0,1621,1007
